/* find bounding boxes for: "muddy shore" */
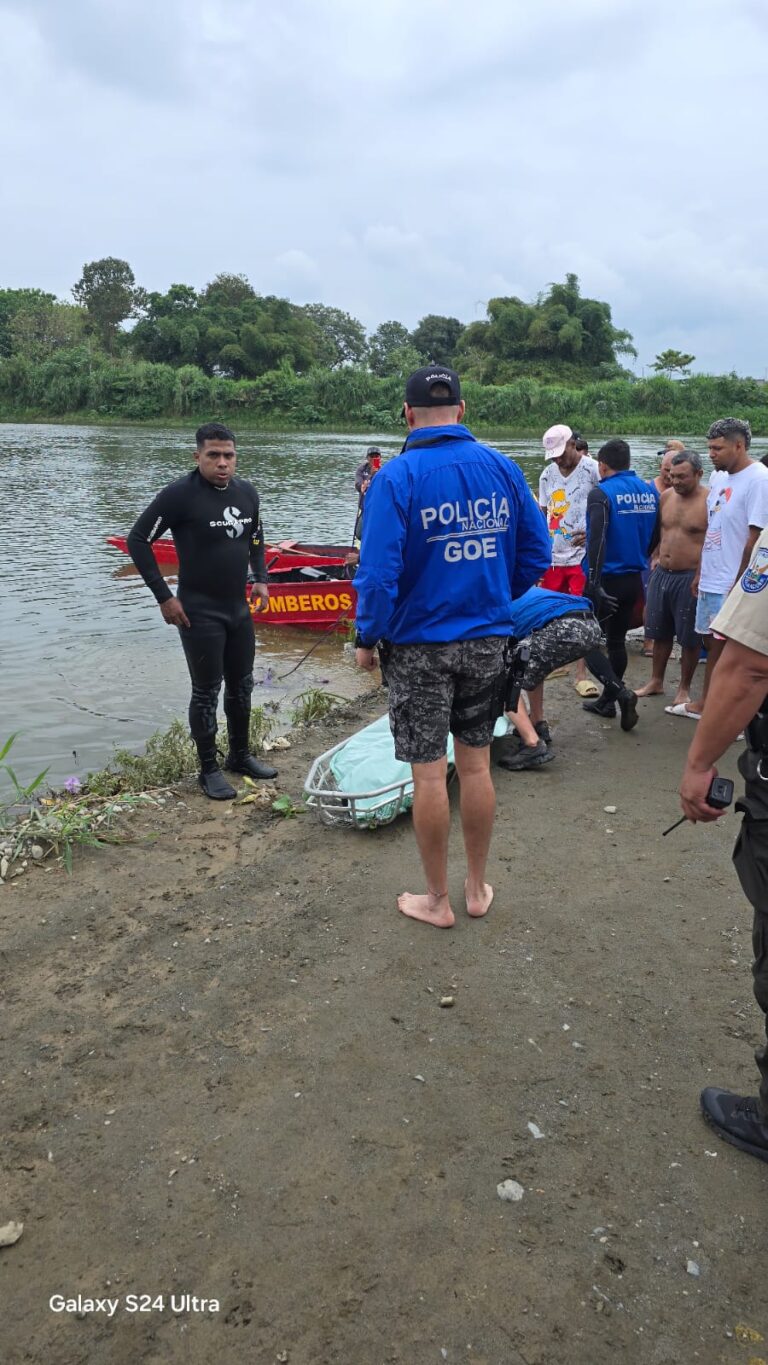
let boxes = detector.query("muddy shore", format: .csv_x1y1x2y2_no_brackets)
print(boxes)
2,658,766,1365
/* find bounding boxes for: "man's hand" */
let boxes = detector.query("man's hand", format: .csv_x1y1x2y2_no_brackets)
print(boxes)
571,530,586,547
690,573,700,600
249,582,269,613
160,597,190,628
586,583,618,615
356,647,378,672
680,762,725,823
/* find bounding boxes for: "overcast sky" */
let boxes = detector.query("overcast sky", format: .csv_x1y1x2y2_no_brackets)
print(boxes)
1,0,766,375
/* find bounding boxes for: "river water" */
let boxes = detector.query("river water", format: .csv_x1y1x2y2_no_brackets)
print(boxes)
3,423,765,791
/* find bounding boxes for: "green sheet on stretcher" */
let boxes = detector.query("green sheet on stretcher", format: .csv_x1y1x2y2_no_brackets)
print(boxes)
329,713,510,827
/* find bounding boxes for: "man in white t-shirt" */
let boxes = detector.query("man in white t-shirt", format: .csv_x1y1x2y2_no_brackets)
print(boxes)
682,417,768,719
539,424,600,693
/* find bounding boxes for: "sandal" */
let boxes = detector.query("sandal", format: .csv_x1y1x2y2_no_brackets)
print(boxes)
575,680,600,698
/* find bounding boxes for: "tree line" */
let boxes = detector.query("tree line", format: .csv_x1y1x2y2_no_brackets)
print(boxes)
2,259,759,429
0,262,638,384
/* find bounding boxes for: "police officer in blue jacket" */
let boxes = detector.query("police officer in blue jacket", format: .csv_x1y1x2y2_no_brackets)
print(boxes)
582,438,659,721
354,365,551,930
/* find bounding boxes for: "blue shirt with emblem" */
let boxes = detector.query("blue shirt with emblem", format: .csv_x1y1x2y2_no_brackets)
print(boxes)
354,424,552,645
586,469,659,577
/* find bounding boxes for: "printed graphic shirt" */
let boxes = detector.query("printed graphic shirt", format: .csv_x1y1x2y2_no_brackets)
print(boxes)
127,469,267,604
699,462,768,594
711,524,768,656
538,456,599,566
354,424,551,645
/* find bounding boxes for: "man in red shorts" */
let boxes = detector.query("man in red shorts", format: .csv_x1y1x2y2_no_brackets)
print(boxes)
538,424,600,692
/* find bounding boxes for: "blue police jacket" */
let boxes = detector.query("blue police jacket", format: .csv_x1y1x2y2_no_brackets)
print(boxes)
586,469,659,576
354,424,552,645
508,587,593,638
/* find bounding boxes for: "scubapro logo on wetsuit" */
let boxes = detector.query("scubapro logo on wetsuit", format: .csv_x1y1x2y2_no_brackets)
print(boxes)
208,507,253,539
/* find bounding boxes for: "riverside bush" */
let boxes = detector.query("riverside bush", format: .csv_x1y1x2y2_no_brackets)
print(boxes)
2,351,767,434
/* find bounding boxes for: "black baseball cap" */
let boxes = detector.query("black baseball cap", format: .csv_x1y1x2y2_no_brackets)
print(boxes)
366,445,381,456
404,365,461,407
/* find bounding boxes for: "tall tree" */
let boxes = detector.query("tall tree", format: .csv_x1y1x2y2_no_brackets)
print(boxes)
456,275,636,381
410,314,465,365
652,349,696,376
368,321,411,377
301,304,368,368
72,258,145,352
9,298,85,361
130,284,200,365
200,272,257,307
0,288,57,357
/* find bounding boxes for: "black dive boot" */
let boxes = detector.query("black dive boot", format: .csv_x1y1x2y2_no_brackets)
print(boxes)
224,721,277,781
582,690,617,718
196,739,237,800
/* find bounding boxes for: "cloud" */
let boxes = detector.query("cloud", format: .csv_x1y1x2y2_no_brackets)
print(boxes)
0,0,766,372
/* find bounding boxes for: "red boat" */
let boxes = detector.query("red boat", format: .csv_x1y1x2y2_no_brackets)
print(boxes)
106,534,351,575
107,534,358,631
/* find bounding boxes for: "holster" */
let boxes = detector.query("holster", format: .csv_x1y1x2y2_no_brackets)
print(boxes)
746,700,768,757
378,639,392,688
503,638,531,715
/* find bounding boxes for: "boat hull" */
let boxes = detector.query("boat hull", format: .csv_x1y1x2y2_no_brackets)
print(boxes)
251,581,357,631
106,534,350,575
108,534,357,630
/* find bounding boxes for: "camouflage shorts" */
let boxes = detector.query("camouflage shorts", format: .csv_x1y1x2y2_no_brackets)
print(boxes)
386,637,507,764
520,612,601,688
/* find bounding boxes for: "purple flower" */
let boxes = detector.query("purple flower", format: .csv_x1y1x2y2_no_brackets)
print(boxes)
64,776,81,794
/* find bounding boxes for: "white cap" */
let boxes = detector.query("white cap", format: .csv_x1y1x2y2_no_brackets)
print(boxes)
542,424,573,460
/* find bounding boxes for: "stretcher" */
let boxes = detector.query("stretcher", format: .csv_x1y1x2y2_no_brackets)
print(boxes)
303,713,510,829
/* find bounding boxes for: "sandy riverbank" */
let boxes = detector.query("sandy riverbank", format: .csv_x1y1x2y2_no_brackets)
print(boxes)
2,659,766,1365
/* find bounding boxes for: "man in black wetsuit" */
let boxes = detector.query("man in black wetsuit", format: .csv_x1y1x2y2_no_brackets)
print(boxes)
127,422,278,799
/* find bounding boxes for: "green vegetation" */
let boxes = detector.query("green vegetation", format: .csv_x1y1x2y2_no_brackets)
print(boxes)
85,710,272,797
652,349,696,377
290,689,346,726
0,733,154,875
0,261,764,433
271,793,305,818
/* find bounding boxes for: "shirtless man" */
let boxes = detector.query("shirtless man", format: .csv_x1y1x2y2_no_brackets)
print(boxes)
636,450,708,705
652,440,685,495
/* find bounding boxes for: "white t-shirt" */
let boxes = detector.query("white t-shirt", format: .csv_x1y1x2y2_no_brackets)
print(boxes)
538,456,599,567
699,461,768,594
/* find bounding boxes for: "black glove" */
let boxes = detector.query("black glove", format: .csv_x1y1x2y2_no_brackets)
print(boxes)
586,582,618,615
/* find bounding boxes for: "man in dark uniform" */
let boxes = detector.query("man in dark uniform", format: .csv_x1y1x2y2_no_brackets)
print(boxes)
680,524,768,1162
127,422,277,800
581,437,658,729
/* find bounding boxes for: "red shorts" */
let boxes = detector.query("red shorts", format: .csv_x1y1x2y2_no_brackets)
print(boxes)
540,565,586,595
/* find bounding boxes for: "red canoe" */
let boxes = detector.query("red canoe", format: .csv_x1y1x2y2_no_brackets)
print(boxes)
106,534,351,575
107,534,358,631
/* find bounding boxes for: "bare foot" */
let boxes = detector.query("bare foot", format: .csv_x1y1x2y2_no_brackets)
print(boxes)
634,680,665,697
465,880,494,918
397,891,455,928
671,690,691,707
684,701,702,717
